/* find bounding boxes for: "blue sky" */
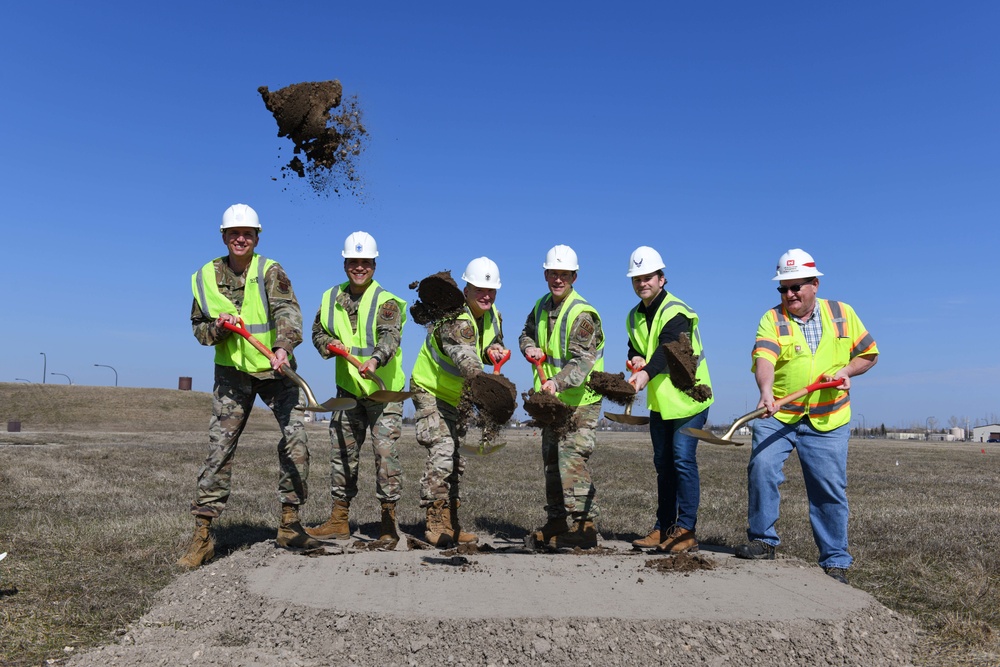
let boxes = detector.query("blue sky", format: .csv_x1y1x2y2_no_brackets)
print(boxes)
3,2,997,430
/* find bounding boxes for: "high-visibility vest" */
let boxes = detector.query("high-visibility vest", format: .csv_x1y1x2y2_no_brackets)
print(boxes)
192,254,276,373
751,298,878,431
319,281,407,396
410,306,501,407
529,290,604,406
627,292,714,418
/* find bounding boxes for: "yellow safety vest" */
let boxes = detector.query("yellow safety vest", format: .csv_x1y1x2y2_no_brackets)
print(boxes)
191,254,276,373
411,306,501,407
319,281,407,396
530,290,604,406
751,298,878,431
627,292,713,418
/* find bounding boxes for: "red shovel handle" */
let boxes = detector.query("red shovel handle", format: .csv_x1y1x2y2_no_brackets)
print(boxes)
327,343,368,375
221,319,276,361
773,378,845,410
527,353,548,385
488,349,511,374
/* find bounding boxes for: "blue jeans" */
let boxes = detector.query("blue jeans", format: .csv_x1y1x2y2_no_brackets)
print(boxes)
747,416,852,569
649,407,709,532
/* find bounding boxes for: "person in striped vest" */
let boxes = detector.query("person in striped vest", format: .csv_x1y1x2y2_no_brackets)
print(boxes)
735,248,879,586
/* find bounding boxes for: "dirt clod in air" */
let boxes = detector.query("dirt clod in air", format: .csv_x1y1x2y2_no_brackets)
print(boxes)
664,333,713,402
587,372,636,406
644,552,716,573
522,390,575,438
409,272,465,325
258,80,367,196
461,374,517,442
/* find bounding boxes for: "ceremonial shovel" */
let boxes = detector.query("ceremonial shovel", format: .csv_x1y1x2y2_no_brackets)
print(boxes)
220,319,356,412
460,348,513,456
680,378,845,446
325,345,415,402
604,361,649,425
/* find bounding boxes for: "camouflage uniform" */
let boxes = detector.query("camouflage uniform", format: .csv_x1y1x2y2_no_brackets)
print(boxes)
519,292,604,521
189,257,309,517
312,292,403,503
412,311,503,506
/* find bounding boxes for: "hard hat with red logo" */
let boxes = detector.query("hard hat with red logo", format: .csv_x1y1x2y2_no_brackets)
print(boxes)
220,204,262,231
773,248,823,281
462,257,501,289
626,246,666,278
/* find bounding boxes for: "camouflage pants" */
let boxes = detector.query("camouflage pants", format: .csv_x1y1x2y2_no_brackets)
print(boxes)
191,364,310,518
327,393,403,503
410,382,465,507
542,401,601,521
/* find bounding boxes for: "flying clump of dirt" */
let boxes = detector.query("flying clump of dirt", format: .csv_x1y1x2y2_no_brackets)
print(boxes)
409,272,466,325
664,333,713,403
258,80,368,197
522,390,575,438
461,373,517,442
586,371,636,407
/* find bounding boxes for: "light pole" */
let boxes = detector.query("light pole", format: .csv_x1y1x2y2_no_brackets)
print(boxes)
857,413,867,438
50,372,72,385
15,378,30,383
94,364,118,386
40,352,47,384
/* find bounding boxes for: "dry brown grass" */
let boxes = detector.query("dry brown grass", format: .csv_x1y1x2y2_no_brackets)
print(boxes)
0,383,998,666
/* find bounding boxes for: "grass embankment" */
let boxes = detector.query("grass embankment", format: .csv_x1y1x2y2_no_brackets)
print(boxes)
0,383,997,666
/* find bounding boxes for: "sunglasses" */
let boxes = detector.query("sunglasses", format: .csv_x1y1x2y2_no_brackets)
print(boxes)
776,281,814,295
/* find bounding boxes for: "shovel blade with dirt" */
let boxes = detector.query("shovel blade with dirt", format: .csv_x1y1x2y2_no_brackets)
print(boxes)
460,349,514,456
588,366,649,425
326,345,415,402
220,320,355,412
680,378,845,446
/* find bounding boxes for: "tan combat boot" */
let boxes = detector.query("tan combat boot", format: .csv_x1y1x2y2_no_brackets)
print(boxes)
631,527,662,549
277,504,324,550
655,525,698,553
424,499,451,546
532,516,569,545
449,499,478,544
177,516,214,569
305,499,351,540
378,501,400,547
552,519,598,549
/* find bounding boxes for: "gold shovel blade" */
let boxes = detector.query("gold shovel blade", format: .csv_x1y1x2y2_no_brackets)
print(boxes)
679,426,743,446
604,412,650,425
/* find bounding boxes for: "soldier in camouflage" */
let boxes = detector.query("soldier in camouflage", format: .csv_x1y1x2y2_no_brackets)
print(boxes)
520,245,606,549
307,232,406,547
409,257,507,546
178,203,322,570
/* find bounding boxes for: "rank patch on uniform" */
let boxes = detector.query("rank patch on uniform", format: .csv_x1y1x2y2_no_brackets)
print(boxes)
576,319,595,342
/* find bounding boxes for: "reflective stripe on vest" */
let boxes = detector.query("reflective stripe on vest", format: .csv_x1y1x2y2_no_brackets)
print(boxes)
410,306,500,407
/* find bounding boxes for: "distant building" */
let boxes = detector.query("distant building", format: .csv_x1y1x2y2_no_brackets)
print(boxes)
972,424,1000,442
887,432,923,440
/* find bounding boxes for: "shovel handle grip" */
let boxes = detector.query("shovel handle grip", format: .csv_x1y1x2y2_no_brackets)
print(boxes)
527,353,548,385
327,343,387,390
488,349,511,374
773,378,845,410
221,319,277,361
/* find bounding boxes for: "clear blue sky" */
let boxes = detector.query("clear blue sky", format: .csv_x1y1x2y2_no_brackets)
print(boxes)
3,2,998,430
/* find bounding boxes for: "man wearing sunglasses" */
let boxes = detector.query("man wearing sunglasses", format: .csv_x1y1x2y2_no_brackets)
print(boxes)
735,248,879,586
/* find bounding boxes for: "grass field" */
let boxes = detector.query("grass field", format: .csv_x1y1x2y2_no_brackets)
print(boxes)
0,384,997,666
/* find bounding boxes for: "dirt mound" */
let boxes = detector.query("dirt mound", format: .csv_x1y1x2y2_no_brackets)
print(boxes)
258,80,367,196
644,552,716,573
409,271,465,325
664,334,713,403
586,371,636,406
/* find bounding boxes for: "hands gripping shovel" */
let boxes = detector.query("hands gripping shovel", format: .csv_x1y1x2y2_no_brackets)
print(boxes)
220,319,356,413
680,378,845,446
325,344,416,403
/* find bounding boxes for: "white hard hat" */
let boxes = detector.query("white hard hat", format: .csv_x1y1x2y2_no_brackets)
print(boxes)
626,246,666,278
220,204,261,231
342,231,379,259
462,257,501,289
543,244,579,271
773,248,823,281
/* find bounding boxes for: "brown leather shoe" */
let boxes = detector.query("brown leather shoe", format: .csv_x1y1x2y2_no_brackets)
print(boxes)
655,525,698,553
631,528,662,549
